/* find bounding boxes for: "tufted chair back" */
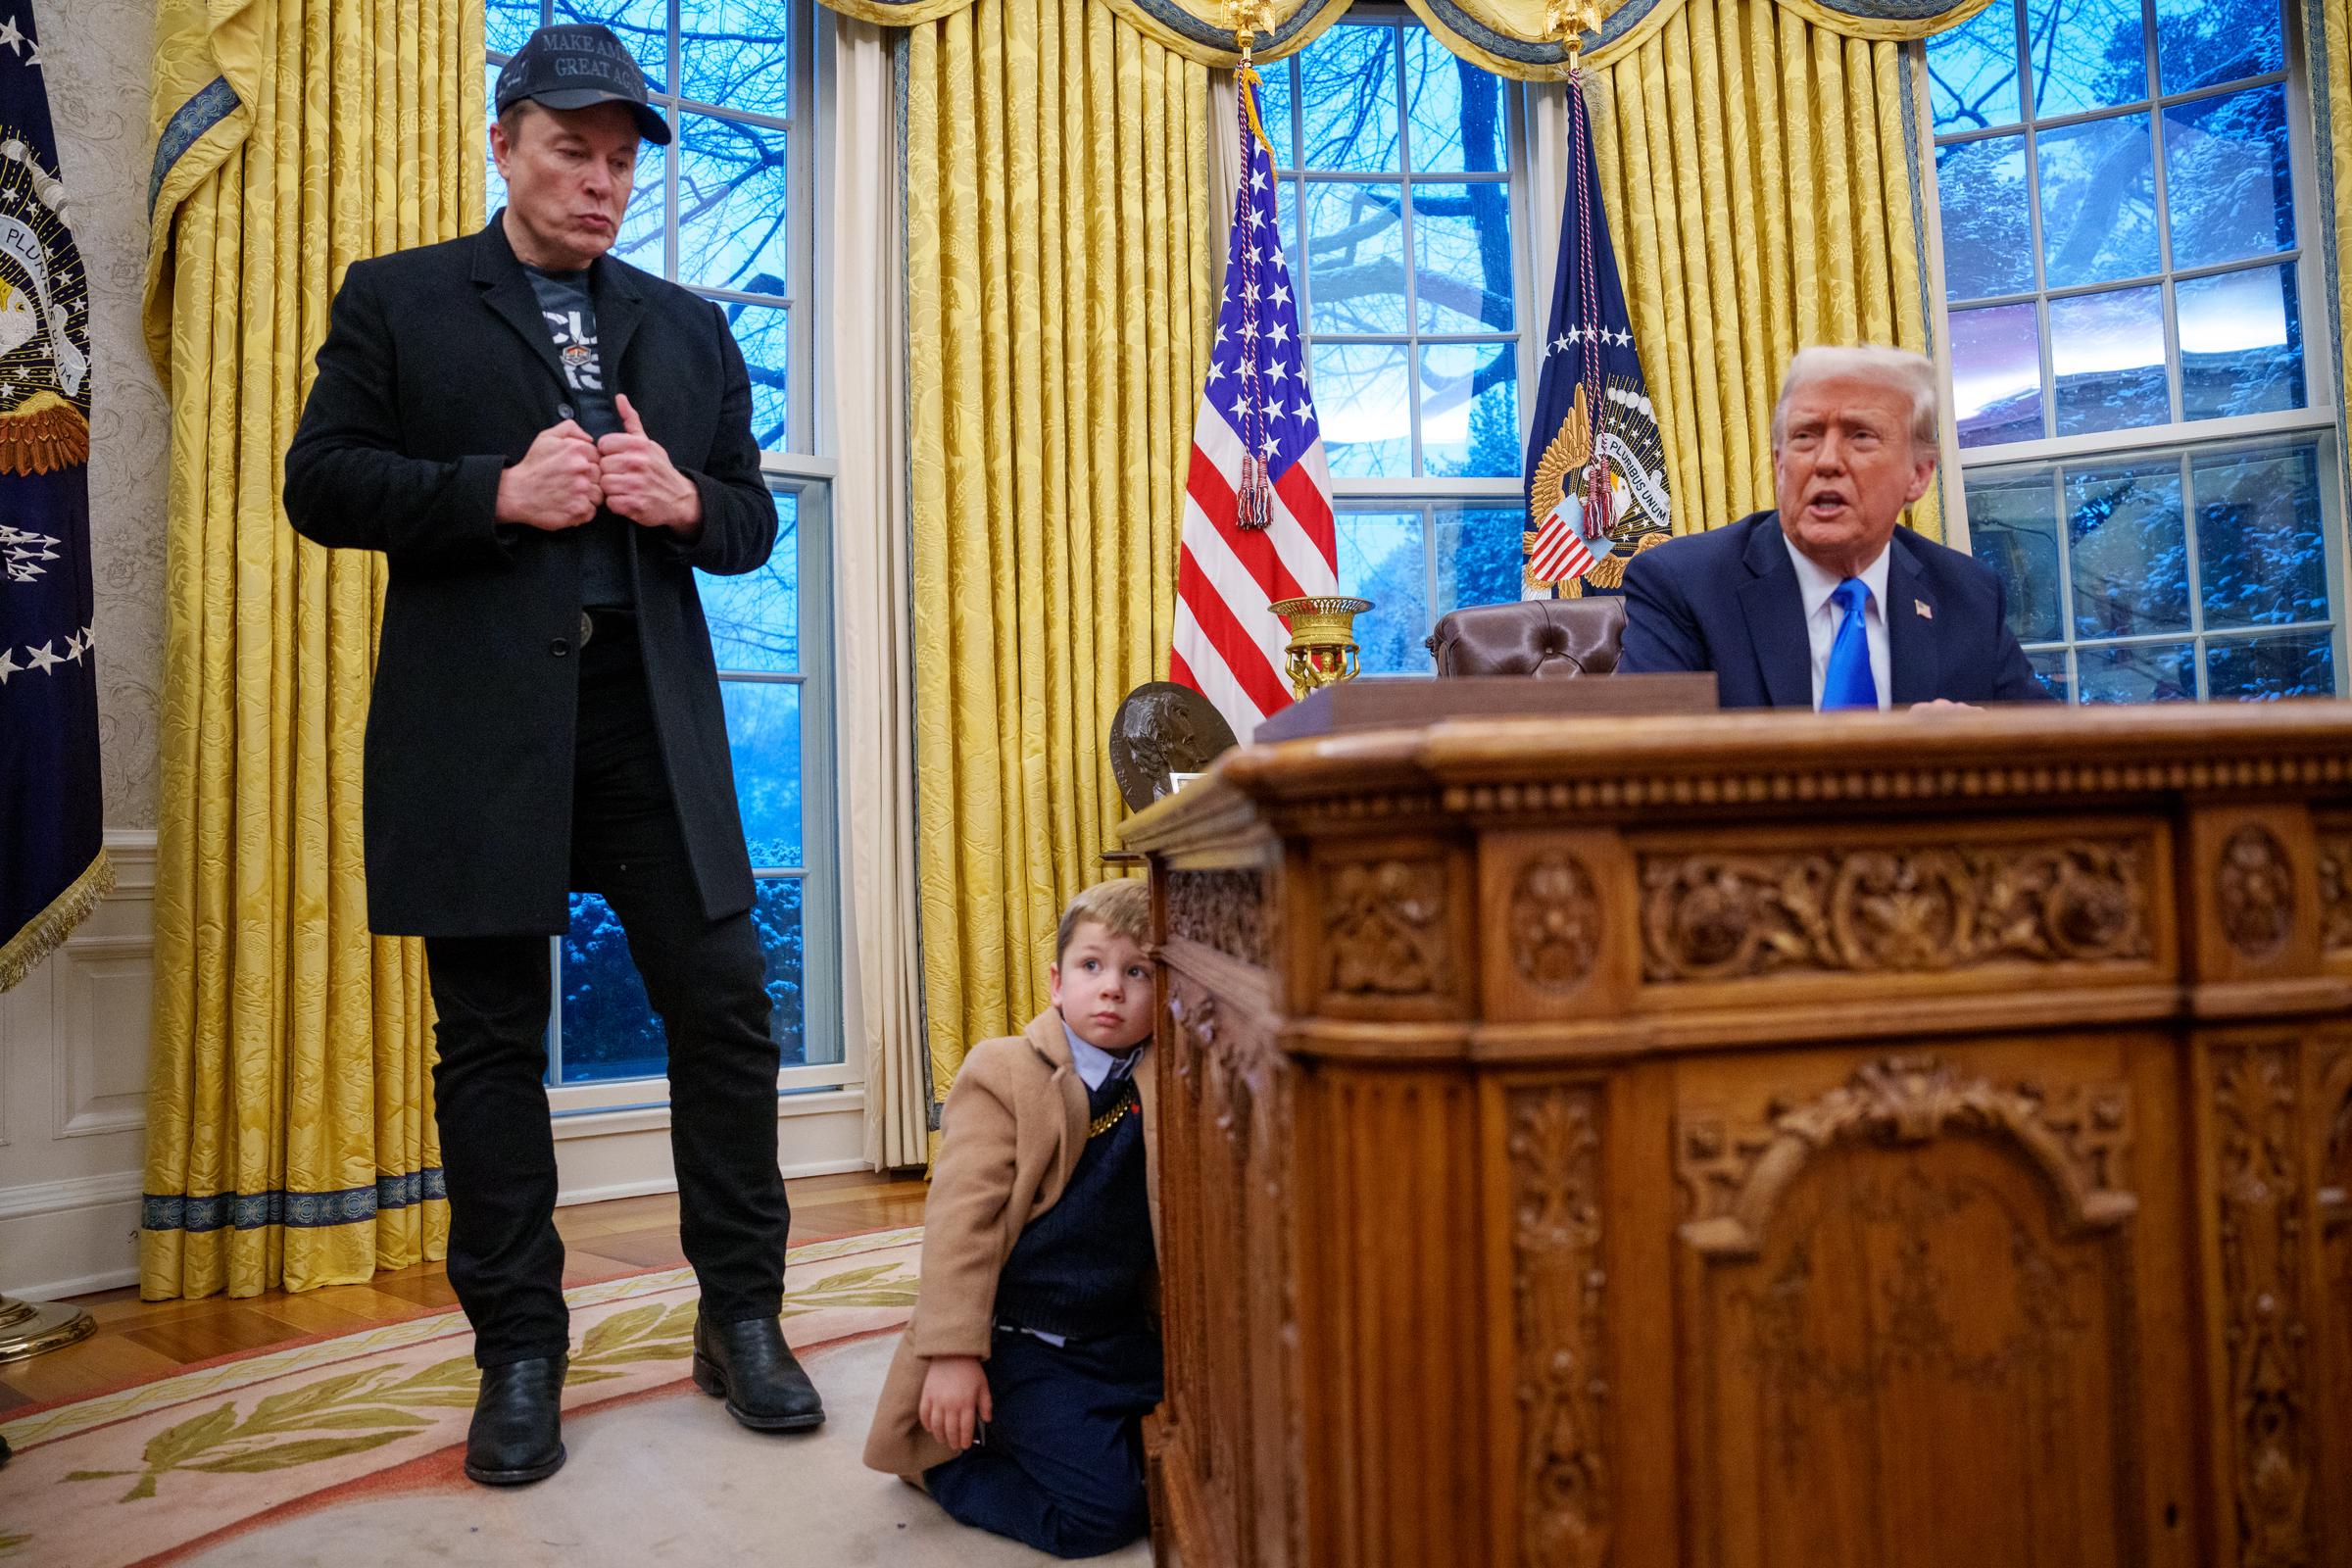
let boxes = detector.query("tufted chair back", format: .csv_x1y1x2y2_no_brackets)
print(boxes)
1425,597,1627,678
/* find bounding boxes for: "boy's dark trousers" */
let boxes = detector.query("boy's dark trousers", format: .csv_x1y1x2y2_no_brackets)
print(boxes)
926,1324,1165,1559
422,614,790,1368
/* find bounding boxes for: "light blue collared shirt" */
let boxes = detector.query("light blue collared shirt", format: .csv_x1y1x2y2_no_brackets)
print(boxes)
1061,1018,1142,1091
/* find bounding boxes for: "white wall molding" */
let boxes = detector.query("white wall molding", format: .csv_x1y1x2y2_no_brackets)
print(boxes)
2,835,156,1300
0,1168,145,1223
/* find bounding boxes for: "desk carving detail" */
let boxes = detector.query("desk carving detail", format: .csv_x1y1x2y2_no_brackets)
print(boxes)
1508,858,1600,993
2211,1042,2315,1568
1508,1087,1611,1568
2316,826,2352,954
1167,869,1268,968
1677,1056,2137,1257
1325,858,1450,997
2217,827,2296,961
1740,1167,2100,1480
1640,838,2149,982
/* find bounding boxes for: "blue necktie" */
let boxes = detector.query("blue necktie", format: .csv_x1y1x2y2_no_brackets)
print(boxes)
1821,577,1877,710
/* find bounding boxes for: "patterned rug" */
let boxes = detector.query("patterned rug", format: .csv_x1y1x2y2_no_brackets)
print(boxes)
0,1227,928,1568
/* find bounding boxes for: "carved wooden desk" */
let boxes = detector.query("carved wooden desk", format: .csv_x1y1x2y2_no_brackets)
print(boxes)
1120,705,2352,1568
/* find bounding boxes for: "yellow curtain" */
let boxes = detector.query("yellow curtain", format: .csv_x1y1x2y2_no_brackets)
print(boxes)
1585,0,1942,538
2326,0,2351,493
906,0,1213,1103
138,0,480,1299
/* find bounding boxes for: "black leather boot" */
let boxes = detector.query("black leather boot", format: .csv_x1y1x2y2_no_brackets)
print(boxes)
692,1315,824,1432
465,1354,567,1486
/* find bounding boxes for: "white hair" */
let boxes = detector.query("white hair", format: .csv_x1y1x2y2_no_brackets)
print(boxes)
1771,344,1940,451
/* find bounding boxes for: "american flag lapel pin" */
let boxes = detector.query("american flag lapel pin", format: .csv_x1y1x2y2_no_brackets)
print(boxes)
1915,598,1934,620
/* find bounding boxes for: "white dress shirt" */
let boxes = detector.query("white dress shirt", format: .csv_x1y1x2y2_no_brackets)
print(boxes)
1061,1018,1140,1091
1782,531,1892,711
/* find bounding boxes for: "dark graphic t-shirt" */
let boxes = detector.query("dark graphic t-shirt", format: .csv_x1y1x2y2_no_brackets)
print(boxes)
523,266,631,609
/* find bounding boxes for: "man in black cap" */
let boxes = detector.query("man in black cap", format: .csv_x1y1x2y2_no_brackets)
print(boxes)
283,23,822,1487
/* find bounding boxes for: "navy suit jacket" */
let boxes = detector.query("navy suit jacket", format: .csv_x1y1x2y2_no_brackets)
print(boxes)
1617,511,2051,708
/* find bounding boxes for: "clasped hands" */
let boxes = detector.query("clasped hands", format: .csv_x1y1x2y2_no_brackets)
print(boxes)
495,394,701,538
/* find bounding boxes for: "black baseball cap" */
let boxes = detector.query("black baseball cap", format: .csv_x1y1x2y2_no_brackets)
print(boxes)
495,24,672,145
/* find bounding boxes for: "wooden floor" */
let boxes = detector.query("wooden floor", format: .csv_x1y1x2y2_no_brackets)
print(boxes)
0,1169,928,1414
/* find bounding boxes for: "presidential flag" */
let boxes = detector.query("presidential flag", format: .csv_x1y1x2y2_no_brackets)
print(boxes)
1522,78,1670,598
0,0,106,992
1171,68,1337,743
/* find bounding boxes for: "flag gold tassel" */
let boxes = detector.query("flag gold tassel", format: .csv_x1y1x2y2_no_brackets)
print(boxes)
0,849,112,995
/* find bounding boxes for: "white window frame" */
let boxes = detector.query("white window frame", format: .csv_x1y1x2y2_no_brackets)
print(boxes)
1916,0,2350,697
1270,6,1542,662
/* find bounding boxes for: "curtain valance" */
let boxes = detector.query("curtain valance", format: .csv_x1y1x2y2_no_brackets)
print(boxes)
818,0,1998,73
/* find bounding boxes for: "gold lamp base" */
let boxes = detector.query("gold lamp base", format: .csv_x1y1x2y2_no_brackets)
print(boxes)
0,1293,96,1364
1268,595,1373,701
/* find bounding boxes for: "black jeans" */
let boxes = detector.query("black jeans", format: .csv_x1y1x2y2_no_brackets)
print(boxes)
425,614,789,1368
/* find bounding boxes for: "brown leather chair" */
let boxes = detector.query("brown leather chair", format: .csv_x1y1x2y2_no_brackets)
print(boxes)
1425,596,1627,677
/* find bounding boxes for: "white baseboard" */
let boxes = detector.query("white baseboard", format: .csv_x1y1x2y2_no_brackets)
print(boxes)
0,1183,142,1300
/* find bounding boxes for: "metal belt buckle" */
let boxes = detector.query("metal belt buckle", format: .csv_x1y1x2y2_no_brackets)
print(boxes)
579,610,595,648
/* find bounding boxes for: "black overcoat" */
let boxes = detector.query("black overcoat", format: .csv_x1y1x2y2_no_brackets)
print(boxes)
282,216,775,937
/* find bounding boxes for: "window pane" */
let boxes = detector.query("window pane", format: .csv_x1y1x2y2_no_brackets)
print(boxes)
606,139,667,275
753,877,817,1065
698,492,801,671
560,893,666,1084
2029,648,2074,702
1299,24,1400,173
1335,511,1428,673
2025,0,2145,118
1964,468,2065,643
677,114,792,297
2193,442,2328,629
1305,181,1406,334
1950,302,2044,447
718,298,790,451
2037,114,2158,288
1926,0,2023,134
489,2,544,61
2155,0,2283,94
1419,343,1518,479
1311,341,1411,476
2206,630,2334,700
722,678,803,868
1253,63,1297,170
680,0,793,119
2078,641,2194,701
553,0,669,93
1411,182,1514,333
1434,505,1528,613
2164,86,2293,270
1936,135,2034,301
1403,29,1505,174
2049,285,2168,435
2067,460,2189,638
2177,265,2304,419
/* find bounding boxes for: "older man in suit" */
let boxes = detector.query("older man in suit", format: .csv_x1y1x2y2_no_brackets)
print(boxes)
1617,345,2049,709
282,24,820,1487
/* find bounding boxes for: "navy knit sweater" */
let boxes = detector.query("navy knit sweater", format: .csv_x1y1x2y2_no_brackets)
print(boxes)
993,1073,1153,1342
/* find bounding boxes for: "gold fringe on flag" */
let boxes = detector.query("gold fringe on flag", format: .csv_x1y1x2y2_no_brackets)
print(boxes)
0,848,114,994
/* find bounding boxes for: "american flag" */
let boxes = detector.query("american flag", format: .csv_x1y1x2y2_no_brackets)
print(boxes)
1170,71,1337,743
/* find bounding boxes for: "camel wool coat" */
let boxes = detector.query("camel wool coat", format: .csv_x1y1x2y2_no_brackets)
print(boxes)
862,1008,1160,1478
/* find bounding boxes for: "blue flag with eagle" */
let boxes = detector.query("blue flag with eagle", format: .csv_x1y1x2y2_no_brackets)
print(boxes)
1521,79,1670,598
0,0,105,992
